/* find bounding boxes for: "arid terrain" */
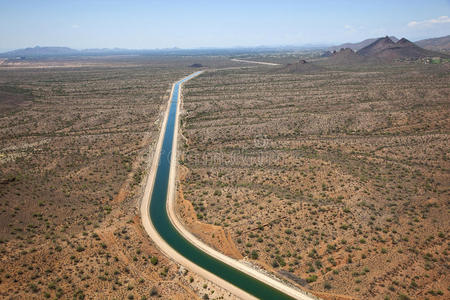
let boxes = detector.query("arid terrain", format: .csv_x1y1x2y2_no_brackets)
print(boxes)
0,56,244,300
2,0,449,299
0,51,449,300
179,60,449,300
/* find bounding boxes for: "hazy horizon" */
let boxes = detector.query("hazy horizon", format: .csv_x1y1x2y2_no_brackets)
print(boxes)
1,0,449,50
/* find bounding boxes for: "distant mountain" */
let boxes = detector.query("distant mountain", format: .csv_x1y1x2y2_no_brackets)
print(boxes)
0,46,146,58
415,35,450,52
329,36,399,51
0,45,330,58
3,37,450,60
81,48,130,53
357,36,449,60
3,46,79,57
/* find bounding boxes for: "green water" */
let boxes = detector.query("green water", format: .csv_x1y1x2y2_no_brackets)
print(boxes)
149,72,296,299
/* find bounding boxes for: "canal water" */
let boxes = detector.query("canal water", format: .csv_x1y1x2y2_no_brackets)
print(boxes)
149,72,295,300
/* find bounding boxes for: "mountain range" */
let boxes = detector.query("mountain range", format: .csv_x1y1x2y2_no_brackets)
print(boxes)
0,46,172,58
0,45,326,58
2,35,449,59
325,36,449,65
357,36,448,60
415,35,450,52
330,35,450,52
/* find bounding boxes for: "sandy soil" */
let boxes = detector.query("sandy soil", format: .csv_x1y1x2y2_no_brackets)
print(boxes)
0,57,255,299
178,63,450,299
176,175,243,259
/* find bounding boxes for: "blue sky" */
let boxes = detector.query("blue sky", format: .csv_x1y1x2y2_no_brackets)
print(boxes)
0,0,449,50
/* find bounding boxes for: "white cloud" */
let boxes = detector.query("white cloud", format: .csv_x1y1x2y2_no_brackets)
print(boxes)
344,25,356,32
408,16,450,27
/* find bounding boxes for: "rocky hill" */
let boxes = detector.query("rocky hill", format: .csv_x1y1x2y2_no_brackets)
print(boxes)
325,48,368,64
329,36,398,51
357,36,449,60
357,36,397,56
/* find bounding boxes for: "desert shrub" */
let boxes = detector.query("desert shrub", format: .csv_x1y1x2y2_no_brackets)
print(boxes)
150,286,158,296
306,275,318,283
